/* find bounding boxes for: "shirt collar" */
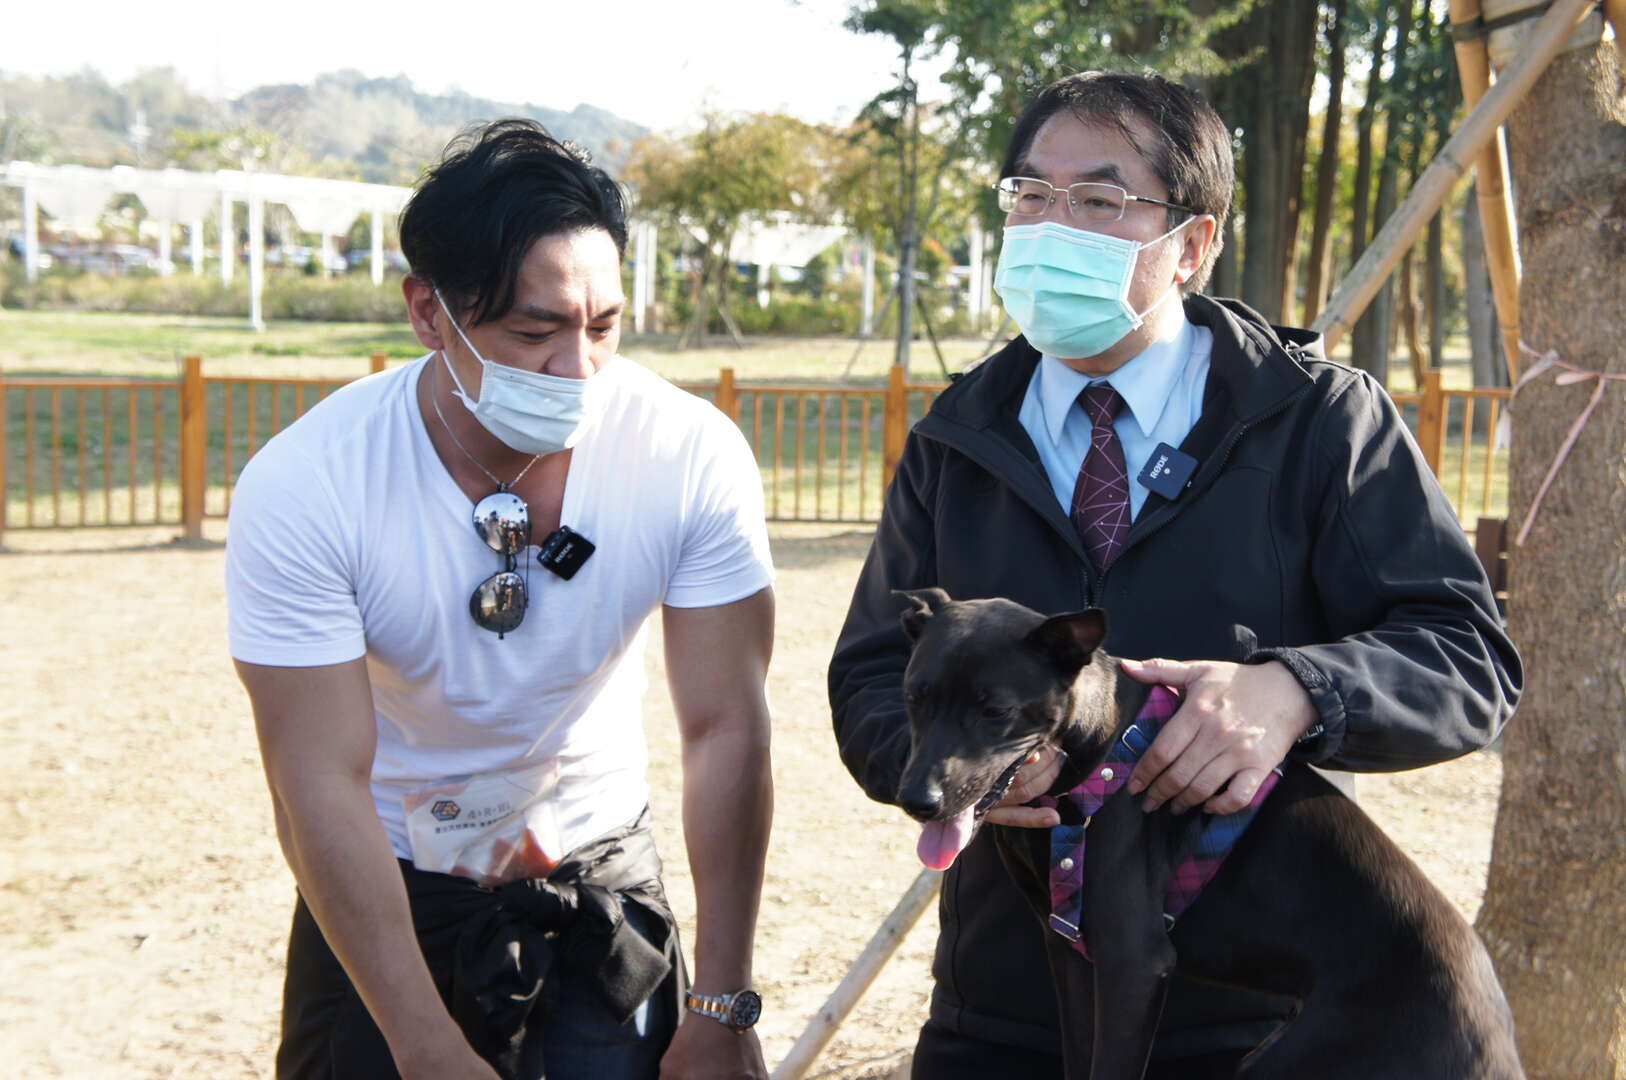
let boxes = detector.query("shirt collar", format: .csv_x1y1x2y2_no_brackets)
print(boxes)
1037,314,1194,446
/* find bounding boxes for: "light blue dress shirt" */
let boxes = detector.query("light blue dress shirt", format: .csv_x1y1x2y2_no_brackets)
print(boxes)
1018,314,1214,520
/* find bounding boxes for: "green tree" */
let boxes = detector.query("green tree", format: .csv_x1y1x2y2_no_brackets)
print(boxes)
837,1,983,373
625,111,829,347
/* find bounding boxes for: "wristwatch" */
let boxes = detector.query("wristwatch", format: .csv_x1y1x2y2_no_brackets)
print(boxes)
684,987,763,1033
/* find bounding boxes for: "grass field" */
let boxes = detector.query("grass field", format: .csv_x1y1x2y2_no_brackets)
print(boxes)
0,309,990,383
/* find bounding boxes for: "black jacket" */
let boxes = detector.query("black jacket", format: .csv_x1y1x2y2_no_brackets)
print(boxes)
827,294,1521,1058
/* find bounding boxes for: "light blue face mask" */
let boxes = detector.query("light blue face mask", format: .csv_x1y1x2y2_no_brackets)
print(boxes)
435,289,606,457
993,219,1187,360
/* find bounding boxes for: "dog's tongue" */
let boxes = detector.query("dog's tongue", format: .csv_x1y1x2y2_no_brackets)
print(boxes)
917,807,976,870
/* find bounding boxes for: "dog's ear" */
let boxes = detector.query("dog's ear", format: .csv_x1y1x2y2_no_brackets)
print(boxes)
1025,608,1108,673
894,587,951,641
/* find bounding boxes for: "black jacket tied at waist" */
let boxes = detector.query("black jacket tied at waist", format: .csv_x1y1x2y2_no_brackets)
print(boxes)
401,806,680,1079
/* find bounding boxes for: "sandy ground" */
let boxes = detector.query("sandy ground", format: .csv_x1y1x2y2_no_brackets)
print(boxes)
0,522,1503,1079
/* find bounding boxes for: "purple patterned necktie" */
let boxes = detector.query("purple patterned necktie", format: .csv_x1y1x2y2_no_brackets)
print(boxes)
1071,384,1131,568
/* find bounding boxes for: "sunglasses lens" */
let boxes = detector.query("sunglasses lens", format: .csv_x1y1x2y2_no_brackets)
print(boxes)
469,570,527,634
472,492,530,555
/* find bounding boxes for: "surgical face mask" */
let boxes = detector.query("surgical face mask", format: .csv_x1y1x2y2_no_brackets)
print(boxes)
993,219,1189,360
435,289,605,457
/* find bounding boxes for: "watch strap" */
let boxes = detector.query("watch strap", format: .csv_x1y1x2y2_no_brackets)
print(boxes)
684,988,759,1031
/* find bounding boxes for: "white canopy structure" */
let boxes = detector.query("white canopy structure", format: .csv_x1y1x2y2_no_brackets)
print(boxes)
727,215,848,269
4,161,411,330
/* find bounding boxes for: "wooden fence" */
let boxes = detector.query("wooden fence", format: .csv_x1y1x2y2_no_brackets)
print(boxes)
0,358,1506,543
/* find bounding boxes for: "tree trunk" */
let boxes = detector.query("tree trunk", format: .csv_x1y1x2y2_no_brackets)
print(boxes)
1399,248,1425,386
1426,208,1445,371
1398,117,1430,385
1361,147,1401,384
1475,37,1626,1079
1356,0,1417,383
1230,0,1319,323
1427,83,1456,372
1348,0,1394,365
894,49,919,376
1462,186,1507,387
1303,0,1349,326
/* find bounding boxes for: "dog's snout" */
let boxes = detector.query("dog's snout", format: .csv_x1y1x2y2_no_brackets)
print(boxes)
898,785,944,822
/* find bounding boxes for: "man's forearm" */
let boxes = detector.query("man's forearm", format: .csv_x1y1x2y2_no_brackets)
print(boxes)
680,719,773,992
270,777,469,1070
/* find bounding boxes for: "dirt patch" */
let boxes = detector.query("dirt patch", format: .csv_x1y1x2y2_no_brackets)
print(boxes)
0,522,1501,1078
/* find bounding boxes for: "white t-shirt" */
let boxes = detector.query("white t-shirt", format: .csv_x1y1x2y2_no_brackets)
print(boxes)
226,354,773,866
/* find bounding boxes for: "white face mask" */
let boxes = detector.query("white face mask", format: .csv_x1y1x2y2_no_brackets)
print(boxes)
435,289,606,456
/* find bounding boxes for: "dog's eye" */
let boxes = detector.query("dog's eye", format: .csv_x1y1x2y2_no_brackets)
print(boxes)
904,687,925,706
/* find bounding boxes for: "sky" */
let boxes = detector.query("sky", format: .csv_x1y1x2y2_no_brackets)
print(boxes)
7,0,951,133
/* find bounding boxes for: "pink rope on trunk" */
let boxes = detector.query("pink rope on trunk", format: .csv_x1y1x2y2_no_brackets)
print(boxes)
1513,345,1626,547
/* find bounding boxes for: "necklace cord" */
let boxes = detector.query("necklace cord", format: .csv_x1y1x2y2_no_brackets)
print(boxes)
430,351,543,491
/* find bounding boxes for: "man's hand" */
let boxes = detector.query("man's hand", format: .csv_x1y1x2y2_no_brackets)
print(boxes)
395,1038,503,1080
1120,657,1316,815
982,745,1064,828
659,1016,768,1079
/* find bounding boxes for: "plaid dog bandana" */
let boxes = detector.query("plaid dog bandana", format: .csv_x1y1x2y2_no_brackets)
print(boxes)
1038,685,1280,959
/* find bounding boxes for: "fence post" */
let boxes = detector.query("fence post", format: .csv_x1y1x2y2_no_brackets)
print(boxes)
883,364,908,492
370,352,387,374
0,367,8,547
180,355,206,540
716,366,739,422
1415,368,1447,476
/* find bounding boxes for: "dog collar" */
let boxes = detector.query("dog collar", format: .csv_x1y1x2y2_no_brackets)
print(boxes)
1040,684,1280,959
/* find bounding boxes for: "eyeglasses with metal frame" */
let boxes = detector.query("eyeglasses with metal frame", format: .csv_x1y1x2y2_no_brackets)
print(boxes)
994,176,1197,224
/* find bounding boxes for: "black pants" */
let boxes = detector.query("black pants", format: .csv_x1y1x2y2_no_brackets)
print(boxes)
912,1019,1246,1080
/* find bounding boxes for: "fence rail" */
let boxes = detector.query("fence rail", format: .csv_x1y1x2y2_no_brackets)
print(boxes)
1,357,1507,542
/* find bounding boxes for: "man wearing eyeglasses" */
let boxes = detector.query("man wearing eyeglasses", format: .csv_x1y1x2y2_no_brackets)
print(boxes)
829,71,1518,1077
227,121,774,1080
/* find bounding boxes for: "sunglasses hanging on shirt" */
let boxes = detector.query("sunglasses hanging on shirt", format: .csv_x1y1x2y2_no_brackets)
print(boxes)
468,492,595,638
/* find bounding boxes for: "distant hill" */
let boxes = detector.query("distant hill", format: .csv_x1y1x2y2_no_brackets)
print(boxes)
0,67,648,184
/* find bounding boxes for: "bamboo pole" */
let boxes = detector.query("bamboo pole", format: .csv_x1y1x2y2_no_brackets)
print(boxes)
1313,0,1598,357
1449,0,1525,381
180,355,206,540
771,868,942,1080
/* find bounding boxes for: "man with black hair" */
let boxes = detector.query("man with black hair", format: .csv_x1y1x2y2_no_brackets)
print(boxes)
228,120,773,1079
829,71,1519,1078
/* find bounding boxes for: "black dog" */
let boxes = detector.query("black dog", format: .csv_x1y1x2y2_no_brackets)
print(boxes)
895,589,1523,1080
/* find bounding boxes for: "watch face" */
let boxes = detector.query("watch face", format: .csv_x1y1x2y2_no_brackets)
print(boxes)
728,989,762,1030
